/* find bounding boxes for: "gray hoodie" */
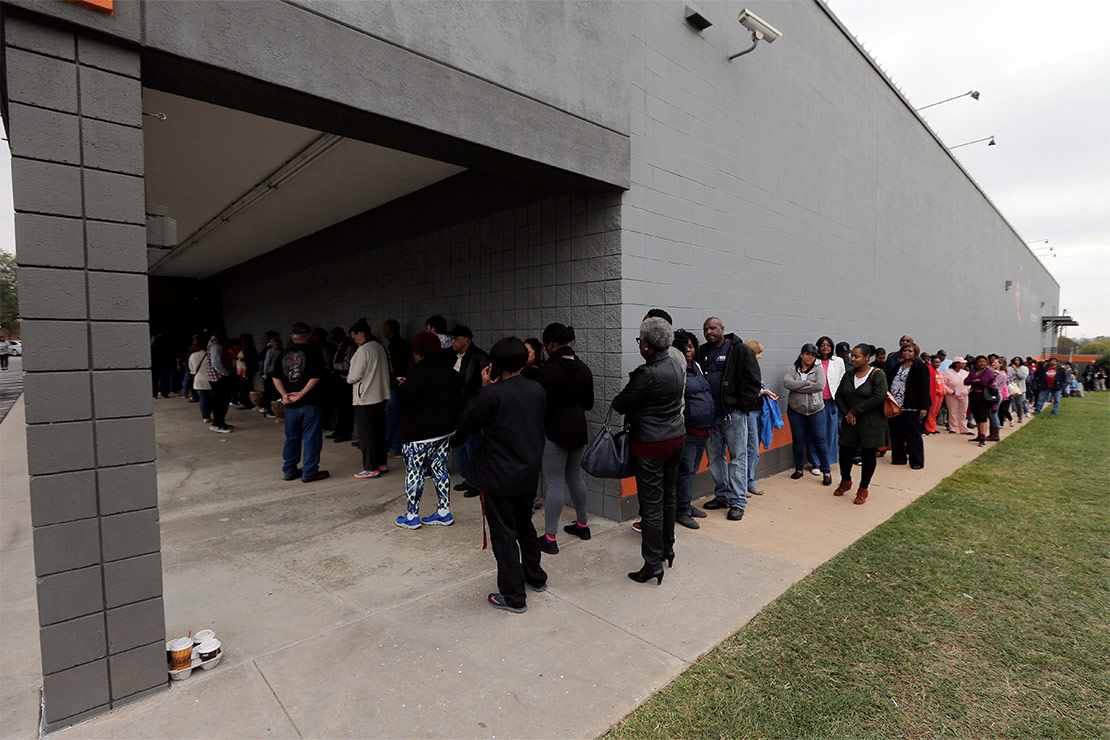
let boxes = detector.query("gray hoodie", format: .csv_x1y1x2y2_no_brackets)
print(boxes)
783,363,826,416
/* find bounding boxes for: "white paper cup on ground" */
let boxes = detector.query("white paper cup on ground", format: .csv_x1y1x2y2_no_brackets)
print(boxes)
168,637,193,671
193,629,216,645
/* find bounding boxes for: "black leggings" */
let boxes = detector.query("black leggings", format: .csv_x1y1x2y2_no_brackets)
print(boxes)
840,446,877,488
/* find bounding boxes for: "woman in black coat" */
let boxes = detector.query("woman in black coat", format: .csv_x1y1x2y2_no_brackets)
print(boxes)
612,317,685,585
884,343,931,469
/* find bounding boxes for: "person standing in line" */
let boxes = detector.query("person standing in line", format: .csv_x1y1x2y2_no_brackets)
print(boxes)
426,314,453,351
991,357,1013,434
673,330,714,529
784,343,833,485
943,356,971,434
935,349,951,373
457,337,548,613
449,325,490,497
535,323,594,552
381,319,411,458
273,322,330,482
205,327,234,433
925,353,947,435
614,318,685,584
261,331,282,415
327,327,357,443
0,335,10,371
1009,356,1029,423
743,339,777,496
1033,357,1069,416
393,331,464,529
870,347,887,370
807,336,844,475
885,343,930,468
694,317,762,522
347,319,391,480
964,355,997,447
834,344,889,505
187,335,212,423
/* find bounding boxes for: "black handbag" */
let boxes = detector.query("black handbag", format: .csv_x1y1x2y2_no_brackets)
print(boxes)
982,384,1000,404
581,405,632,479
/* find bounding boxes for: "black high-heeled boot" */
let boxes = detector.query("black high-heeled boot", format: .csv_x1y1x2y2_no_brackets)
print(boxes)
664,549,675,568
628,563,664,584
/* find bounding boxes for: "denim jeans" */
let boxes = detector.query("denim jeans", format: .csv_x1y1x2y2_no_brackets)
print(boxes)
745,410,760,491
1035,389,1062,415
807,403,839,466
196,389,212,422
456,431,484,486
384,394,402,454
283,403,323,480
675,433,709,516
789,407,830,473
706,411,749,510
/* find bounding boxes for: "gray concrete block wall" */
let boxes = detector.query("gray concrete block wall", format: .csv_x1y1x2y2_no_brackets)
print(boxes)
619,0,1059,438
3,16,168,731
222,192,628,517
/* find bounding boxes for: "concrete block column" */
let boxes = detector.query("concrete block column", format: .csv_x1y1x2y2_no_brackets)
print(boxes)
3,13,167,732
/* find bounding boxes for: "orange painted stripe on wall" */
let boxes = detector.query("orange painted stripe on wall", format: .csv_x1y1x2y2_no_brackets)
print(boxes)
619,421,796,498
68,0,114,14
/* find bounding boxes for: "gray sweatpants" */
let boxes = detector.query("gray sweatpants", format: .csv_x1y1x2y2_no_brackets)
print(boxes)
542,439,589,536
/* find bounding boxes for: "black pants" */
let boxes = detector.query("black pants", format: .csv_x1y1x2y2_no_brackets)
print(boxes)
209,378,231,427
333,375,354,439
354,402,386,471
998,398,1012,424
840,446,877,488
633,444,683,569
0,355,7,370
888,412,924,467
484,492,546,608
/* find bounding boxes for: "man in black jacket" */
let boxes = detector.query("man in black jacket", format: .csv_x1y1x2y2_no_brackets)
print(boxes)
694,317,762,521
457,337,547,613
449,325,491,496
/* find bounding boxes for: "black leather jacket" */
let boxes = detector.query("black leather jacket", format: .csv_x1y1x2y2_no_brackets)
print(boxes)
612,350,685,444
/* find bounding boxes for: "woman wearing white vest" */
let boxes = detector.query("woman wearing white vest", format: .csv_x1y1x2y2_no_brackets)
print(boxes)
347,318,392,480
807,336,845,474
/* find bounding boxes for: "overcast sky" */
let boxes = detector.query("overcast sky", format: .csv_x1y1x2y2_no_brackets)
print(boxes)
1,0,1107,337
827,0,1110,339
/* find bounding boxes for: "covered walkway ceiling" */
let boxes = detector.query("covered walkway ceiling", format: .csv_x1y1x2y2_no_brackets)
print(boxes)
143,89,465,279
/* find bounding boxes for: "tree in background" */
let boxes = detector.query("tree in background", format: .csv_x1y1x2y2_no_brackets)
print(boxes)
1079,339,1110,356
0,252,18,338
1058,336,1079,352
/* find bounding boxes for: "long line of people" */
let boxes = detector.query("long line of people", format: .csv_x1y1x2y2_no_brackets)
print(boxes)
158,317,1080,614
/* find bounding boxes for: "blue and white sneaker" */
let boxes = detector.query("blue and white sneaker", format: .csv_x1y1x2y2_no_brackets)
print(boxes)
394,513,421,529
420,511,454,526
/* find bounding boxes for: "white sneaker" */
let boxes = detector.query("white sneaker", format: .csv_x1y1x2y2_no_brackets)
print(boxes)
209,425,232,434
810,467,821,476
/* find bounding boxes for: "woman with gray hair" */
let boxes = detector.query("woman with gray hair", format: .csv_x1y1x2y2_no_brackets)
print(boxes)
613,317,686,585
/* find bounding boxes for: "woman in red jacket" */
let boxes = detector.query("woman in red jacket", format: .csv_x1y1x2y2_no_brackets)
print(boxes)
925,353,946,434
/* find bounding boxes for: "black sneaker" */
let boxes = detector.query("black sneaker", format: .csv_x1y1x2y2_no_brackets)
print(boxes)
537,535,559,554
463,486,480,498
689,507,707,518
702,499,728,510
790,471,804,479
488,593,526,613
453,482,471,492
563,522,591,540
727,506,744,521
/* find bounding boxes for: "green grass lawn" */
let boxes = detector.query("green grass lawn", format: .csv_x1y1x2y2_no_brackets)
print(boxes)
610,394,1110,739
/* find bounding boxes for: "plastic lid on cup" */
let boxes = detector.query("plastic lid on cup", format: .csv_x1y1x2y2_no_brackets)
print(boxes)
197,639,221,653
170,637,193,651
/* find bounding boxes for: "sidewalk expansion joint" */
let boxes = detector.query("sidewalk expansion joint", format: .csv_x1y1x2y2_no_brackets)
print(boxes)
254,660,304,739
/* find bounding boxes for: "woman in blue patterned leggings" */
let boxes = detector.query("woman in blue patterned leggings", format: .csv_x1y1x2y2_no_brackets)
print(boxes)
392,331,464,529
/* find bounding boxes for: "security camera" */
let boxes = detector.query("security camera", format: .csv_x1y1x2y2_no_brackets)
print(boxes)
738,9,782,43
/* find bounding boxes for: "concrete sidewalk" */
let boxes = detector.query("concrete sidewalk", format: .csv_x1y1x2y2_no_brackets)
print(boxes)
1,397,1025,739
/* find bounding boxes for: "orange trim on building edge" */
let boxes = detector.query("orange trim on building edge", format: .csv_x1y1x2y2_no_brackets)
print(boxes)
67,0,114,15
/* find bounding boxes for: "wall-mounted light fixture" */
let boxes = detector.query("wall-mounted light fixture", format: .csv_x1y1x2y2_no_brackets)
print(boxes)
915,90,980,112
1005,280,1013,291
684,5,713,31
950,135,995,150
729,9,782,61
